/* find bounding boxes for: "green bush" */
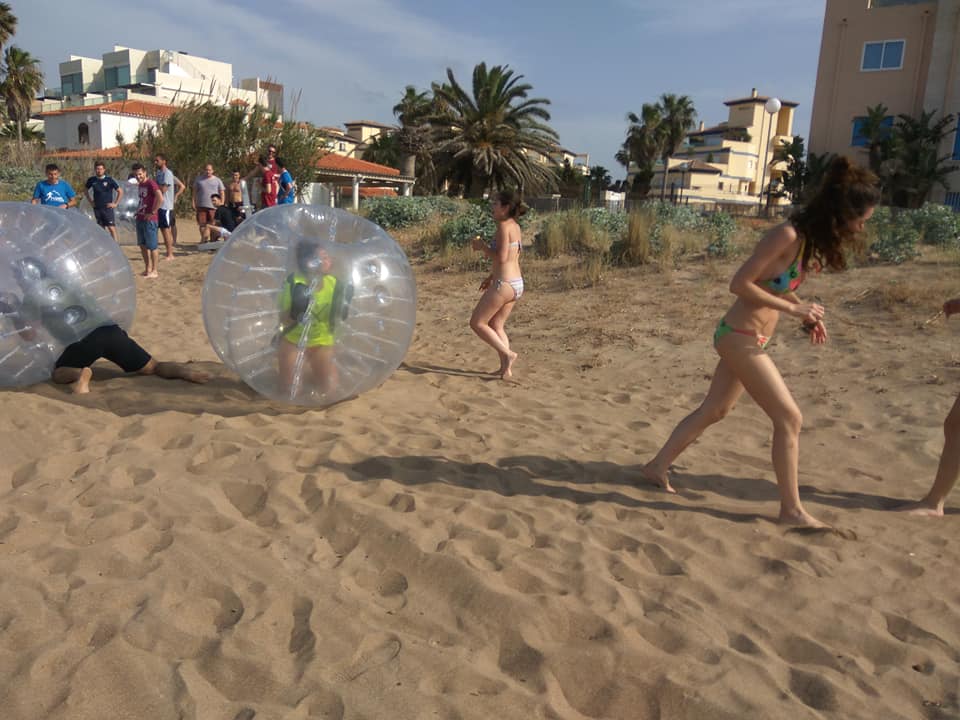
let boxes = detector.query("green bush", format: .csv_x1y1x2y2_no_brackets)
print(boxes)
363,196,433,229
867,206,921,263
909,203,960,247
440,203,495,247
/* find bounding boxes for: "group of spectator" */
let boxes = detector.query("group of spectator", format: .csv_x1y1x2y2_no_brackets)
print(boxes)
29,145,297,279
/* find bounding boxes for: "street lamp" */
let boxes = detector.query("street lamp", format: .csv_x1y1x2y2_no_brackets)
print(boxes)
758,96,781,217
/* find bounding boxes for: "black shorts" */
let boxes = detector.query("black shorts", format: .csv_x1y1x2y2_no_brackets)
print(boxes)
94,206,116,227
158,209,173,229
55,324,151,373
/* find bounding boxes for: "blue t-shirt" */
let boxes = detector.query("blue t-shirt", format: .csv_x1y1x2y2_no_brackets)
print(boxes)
84,175,120,209
277,170,295,204
33,180,76,207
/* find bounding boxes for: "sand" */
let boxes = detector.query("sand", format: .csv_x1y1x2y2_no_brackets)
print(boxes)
0,228,958,720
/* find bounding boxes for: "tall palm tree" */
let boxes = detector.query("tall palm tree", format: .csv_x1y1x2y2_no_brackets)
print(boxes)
619,103,664,199
0,3,15,53
656,93,697,200
886,110,957,208
362,132,402,170
430,62,560,197
392,85,432,179
1,46,43,150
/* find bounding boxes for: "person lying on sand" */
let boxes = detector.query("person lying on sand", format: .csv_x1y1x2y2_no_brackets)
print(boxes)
637,157,880,529
0,291,208,394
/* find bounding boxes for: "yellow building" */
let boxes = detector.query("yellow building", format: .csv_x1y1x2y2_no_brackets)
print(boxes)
643,89,796,211
809,0,960,207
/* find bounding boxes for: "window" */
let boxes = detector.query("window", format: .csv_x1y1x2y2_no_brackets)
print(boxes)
862,40,905,71
61,72,82,95
104,64,131,89
851,115,894,146
953,129,960,161
946,192,960,212
78,123,89,145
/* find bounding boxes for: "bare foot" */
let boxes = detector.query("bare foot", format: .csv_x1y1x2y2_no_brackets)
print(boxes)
778,507,829,528
71,367,93,394
500,350,518,380
140,270,150,277
636,463,676,494
182,368,210,384
895,501,945,517
163,255,175,261
147,271,159,279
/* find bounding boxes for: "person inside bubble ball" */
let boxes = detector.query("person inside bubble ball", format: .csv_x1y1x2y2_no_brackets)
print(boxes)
277,240,340,396
0,259,208,394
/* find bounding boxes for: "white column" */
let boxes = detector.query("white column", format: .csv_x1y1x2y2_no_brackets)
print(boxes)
403,183,412,197
352,176,361,211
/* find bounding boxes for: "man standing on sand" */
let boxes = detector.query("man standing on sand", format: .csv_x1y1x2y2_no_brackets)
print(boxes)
192,163,225,244
227,169,245,222
133,163,163,279
84,161,123,243
31,164,76,208
154,154,177,261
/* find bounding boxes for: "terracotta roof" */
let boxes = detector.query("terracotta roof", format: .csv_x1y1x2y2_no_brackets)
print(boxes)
316,154,400,176
38,100,177,120
724,95,798,108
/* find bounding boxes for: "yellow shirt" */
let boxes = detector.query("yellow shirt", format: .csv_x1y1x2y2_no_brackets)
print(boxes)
279,273,337,347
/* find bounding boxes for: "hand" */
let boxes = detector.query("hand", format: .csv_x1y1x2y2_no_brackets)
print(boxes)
806,319,828,345
479,276,492,291
791,302,824,325
471,235,485,251
107,202,116,209
943,298,960,317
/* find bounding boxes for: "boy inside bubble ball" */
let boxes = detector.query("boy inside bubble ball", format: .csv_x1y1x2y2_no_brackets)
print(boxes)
276,240,345,397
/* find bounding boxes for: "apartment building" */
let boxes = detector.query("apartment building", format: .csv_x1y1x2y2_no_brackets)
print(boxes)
809,0,960,206
37,46,283,151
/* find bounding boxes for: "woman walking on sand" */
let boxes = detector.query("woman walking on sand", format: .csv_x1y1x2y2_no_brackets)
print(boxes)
639,157,880,528
470,190,526,379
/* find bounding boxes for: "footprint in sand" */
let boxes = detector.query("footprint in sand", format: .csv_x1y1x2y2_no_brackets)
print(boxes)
333,633,401,682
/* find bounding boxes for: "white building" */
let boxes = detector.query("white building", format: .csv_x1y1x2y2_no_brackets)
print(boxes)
37,46,283,151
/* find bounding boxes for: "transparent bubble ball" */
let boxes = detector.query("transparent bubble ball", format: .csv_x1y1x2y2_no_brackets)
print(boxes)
78,178,141,245
202,205,417,406
0,202,137,387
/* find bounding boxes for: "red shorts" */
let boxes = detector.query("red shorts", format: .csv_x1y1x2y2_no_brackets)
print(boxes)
195,207,215,225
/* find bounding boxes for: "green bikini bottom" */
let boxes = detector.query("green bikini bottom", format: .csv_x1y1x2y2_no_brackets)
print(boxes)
713,318,770,350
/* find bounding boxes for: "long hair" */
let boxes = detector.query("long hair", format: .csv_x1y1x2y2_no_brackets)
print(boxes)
791,156,880,271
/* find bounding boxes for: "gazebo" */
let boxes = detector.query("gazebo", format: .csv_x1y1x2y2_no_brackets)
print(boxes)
314,154,416,210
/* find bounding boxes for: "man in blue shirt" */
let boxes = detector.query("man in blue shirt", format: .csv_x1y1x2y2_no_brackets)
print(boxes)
84,161,123,243
276,157,295,205
31,164,77,209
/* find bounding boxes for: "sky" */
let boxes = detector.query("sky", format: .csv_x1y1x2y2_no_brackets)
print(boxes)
14,0,828,178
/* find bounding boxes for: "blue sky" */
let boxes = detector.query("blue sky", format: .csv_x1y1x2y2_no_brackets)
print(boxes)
15,1,827,178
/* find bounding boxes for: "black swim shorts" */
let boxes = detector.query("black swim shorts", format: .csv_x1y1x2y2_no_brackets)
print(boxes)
55,324,151,373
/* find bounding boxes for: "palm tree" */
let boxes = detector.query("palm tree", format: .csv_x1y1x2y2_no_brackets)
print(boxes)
774,136,808,203
859,103,892,176
0,3,14,52
619,103,664,200
656,93,697,201
430,62,560,197
392,85,432,179
1,46,43,150
362,132,402,170
589,165,612,191
885,110,957,208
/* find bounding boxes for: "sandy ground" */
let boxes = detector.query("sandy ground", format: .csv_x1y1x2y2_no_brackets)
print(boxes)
0,223,958,720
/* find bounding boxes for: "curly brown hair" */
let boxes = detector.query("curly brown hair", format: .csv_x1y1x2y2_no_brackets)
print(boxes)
791,156,880,272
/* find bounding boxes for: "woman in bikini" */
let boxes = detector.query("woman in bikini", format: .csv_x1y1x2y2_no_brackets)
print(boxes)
470,190,526,379
640,157,880,528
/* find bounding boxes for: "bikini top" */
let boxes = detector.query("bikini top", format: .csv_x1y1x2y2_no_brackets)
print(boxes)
488,238,522,253
765,238,805,295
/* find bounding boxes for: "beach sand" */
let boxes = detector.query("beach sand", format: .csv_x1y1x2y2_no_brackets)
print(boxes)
0,228,958,720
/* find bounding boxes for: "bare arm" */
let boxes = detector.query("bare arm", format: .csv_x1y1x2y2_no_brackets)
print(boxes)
729,223,821,323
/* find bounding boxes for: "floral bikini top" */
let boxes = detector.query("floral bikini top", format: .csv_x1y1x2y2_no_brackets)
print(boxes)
765,238,805,295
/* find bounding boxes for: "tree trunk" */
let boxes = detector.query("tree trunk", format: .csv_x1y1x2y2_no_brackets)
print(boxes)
401,153,416,178
660,155,669,201
16,119,22,151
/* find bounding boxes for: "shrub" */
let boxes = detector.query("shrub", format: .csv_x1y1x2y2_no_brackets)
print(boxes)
867,206,921,263
363,196,433,229
440,203,495,248
909,203,960,247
